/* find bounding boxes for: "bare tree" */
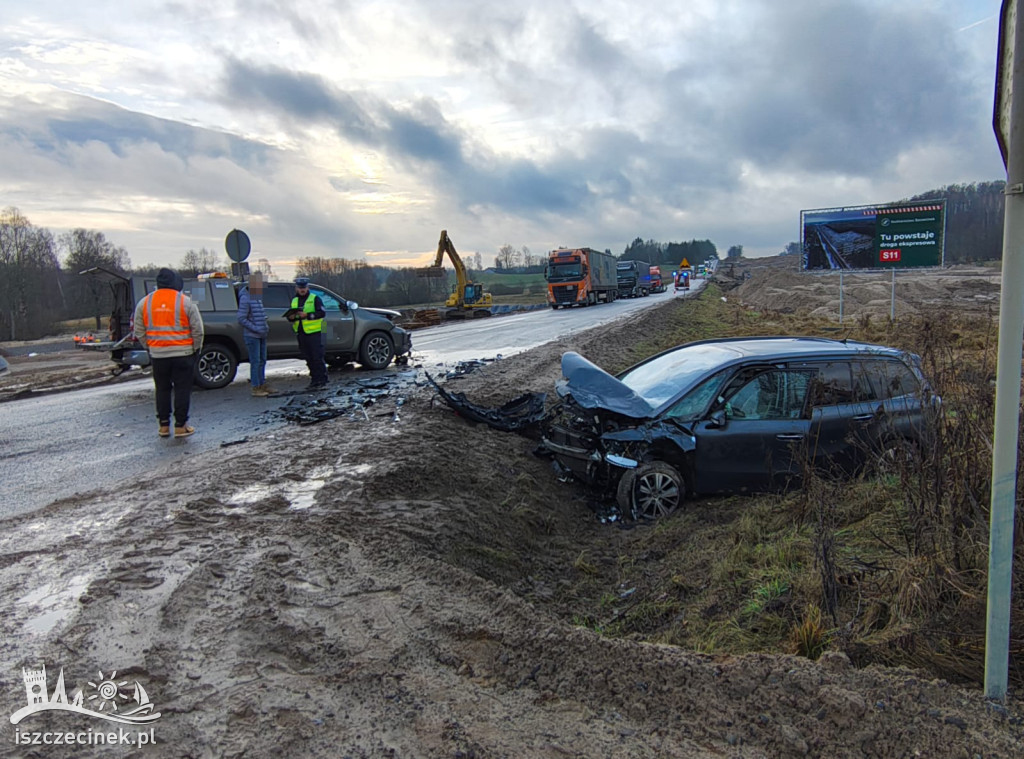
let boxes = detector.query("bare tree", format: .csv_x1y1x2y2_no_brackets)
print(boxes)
180,247,221,276
62,229,131,330
0,208,61,340
496,244,520,270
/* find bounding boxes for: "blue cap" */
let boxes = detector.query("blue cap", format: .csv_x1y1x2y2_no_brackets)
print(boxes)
294,277,310,287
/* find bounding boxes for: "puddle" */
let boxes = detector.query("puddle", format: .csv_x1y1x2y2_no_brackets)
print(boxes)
19,574,93,635
288,477,327,510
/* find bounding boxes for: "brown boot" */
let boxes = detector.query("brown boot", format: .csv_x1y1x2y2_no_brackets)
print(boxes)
251,385,269,397
174,425,196,438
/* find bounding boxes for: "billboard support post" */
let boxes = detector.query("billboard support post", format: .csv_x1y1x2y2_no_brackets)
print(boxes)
838,272,844,324
890,269,896,322
986,0,1024,703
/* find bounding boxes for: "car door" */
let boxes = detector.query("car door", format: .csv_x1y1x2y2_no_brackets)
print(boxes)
853,358,926,447
794,361,877,474
309,286,355,353
693,367,813,493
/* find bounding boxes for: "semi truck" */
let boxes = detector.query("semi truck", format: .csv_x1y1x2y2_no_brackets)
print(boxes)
616,259,652,298
545,247,618,308
649,265,666,293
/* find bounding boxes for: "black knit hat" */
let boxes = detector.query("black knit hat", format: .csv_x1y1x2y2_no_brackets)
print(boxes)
156,267,184,291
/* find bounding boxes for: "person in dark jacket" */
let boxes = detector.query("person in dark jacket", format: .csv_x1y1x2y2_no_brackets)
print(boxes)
288,277,329,389
237,271,272,396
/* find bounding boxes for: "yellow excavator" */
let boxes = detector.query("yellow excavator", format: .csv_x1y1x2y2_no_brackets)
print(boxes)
418,230,493,318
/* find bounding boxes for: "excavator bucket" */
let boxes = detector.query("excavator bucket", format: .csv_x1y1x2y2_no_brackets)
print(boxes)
416,266,446,278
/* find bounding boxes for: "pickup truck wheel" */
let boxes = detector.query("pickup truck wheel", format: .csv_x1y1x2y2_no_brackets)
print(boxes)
194,344,238,389
359,331,394,370
617,461,685,521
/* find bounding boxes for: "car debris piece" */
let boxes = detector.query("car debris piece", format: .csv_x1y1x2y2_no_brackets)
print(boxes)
426,373,547,433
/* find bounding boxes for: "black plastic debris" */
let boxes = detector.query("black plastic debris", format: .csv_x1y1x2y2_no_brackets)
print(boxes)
269,369,422,426
426,372,547,433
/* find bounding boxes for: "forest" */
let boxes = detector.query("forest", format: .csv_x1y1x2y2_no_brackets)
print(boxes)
0,181,1008,341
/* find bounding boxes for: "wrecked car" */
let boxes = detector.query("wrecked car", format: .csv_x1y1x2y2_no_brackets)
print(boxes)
542,337,937,520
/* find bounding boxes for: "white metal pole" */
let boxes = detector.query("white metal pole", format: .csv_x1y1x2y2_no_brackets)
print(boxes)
985,3,1024,702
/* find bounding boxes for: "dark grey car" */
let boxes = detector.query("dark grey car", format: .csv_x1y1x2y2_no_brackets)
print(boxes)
542,337,937,520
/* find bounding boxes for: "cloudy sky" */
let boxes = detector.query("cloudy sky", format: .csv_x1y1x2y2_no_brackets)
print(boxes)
0,0,1004,276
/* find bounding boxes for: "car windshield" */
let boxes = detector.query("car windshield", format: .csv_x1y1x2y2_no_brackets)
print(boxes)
618,343,744,408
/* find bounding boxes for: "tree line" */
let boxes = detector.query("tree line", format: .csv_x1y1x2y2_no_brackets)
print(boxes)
2,181,1007,340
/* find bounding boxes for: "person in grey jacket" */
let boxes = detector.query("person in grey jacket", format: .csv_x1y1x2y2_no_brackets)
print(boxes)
133,267,204,437
237,271,272,396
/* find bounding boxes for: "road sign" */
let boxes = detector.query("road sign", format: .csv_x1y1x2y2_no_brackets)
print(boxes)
225,229,251,263
995,0,1018,168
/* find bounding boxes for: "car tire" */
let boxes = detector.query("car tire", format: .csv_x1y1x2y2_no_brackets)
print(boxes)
194,343,238,389
874,437,922,477
358,331,394,370
616,461,686,521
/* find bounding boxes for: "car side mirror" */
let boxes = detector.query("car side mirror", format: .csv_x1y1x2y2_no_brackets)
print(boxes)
707,409,727,428
346,301,358,311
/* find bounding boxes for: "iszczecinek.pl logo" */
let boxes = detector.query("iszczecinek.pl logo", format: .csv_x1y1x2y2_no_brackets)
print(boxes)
10,664,161,726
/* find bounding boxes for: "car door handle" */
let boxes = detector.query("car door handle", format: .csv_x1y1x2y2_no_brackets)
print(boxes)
776,433,804,441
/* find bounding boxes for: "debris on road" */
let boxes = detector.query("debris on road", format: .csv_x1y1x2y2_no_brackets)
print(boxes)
426,372,547,433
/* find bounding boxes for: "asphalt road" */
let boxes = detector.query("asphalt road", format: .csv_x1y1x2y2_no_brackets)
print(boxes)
1,285,701,518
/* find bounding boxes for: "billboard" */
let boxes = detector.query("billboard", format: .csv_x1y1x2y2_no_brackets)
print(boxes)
801,201,945,270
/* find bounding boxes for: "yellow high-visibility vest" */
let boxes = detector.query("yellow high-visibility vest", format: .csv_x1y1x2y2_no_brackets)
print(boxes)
291,293,324,334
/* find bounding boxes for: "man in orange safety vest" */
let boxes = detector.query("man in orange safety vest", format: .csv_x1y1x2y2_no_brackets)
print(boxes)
133,268,205,438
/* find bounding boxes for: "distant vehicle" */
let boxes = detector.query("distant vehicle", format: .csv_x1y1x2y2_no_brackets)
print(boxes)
542,337,938,520
79,268,412,389
0,355,8,376
649,266,666,293
616,260,652,298
545,247,618,308
417,230,493,318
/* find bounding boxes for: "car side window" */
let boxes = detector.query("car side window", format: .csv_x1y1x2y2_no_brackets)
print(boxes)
311,287,342,311
263,285,294,309
806,362,854,407
857,359,921,400
724,370,811,420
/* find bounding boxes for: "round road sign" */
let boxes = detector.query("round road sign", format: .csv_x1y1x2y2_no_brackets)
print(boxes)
225,229,251,263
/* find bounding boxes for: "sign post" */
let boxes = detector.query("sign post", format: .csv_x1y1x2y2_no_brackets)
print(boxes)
986,0,1024,703
225,229,251,279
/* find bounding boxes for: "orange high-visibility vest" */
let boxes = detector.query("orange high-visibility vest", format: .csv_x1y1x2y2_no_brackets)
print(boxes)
141,289,193,349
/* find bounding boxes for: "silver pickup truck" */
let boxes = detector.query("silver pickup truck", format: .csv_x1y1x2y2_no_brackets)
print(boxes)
81,270,412,389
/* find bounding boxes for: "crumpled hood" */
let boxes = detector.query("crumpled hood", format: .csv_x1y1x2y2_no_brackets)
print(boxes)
555,351,655,419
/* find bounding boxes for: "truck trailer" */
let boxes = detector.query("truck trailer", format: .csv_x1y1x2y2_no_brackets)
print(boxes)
545,248,618,308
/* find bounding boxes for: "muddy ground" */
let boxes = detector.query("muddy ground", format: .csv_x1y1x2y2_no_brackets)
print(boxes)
1,267,1021,757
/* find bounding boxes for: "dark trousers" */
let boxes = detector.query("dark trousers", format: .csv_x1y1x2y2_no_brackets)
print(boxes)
151,355,195,427
297,330,328,384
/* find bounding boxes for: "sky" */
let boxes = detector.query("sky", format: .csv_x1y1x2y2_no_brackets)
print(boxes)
0,0,1006,278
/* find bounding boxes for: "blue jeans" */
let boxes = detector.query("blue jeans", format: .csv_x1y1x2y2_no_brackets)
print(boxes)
244,335,267,386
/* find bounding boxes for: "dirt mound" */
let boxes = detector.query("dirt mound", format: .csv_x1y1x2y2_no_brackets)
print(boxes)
726,262,1001,321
